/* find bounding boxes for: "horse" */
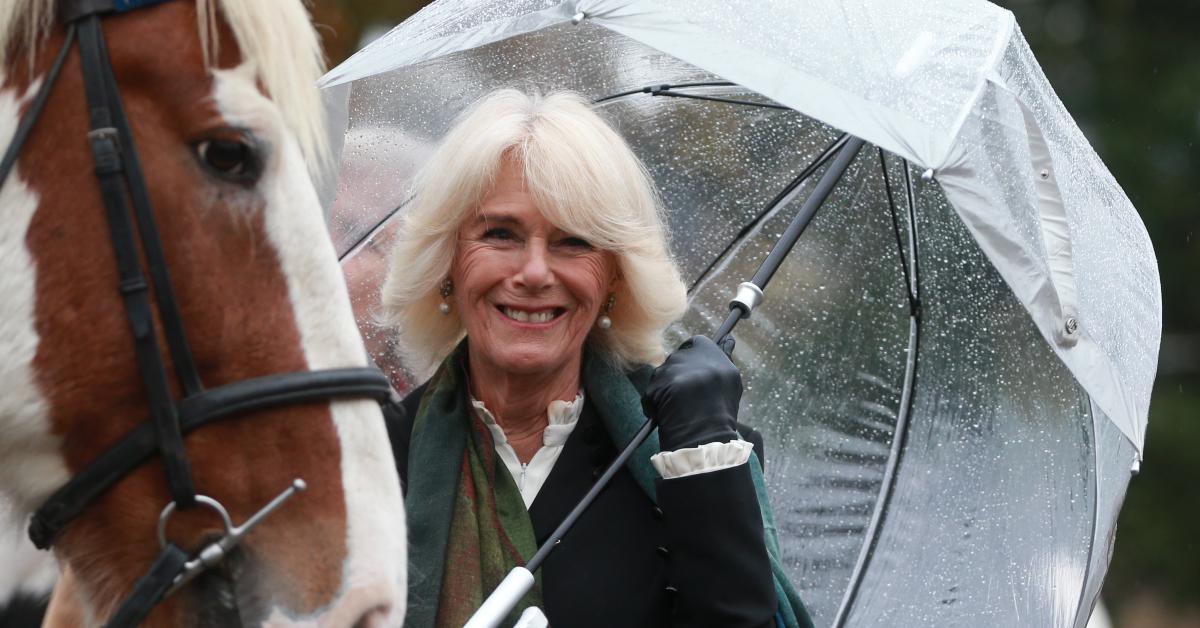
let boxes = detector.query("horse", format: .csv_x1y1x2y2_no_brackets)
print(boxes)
0,0,406,625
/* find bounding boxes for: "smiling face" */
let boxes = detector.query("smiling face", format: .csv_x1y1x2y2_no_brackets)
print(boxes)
451,159,618,381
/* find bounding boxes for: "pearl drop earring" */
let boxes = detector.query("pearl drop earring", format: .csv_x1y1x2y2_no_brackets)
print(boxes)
597,293,616,329
438,278,453,315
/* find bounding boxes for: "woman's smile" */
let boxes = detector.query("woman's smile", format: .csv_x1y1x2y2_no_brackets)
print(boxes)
495,304,567,326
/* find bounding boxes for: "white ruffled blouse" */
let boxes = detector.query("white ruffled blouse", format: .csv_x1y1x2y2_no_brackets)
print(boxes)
470,390,752,508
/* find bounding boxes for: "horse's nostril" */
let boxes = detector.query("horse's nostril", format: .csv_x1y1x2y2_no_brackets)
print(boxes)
351,605,391,628
316,579,396,627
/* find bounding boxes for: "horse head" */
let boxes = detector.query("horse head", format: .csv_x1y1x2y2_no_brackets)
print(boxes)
0,1,405,624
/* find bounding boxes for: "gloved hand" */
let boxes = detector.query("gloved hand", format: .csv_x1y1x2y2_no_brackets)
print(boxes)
642,335,742,451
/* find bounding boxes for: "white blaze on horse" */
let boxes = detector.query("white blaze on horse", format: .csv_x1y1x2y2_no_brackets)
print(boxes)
0,0,405,625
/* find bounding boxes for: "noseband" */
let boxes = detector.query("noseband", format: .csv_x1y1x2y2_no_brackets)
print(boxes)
0,1,394,625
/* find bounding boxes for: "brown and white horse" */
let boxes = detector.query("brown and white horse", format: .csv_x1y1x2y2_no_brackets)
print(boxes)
0,0,405,625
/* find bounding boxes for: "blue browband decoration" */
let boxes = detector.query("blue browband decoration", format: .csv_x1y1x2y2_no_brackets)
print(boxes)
61,0,178,23
114,0,175,13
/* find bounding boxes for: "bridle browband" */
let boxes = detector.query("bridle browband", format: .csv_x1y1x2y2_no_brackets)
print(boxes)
0,1,394,624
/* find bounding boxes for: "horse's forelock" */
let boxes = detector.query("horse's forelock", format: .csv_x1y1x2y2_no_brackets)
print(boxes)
205,0,330,180
0,0,329,178
0,0,54,72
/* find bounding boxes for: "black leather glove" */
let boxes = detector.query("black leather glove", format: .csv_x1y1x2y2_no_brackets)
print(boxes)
642,335,742,451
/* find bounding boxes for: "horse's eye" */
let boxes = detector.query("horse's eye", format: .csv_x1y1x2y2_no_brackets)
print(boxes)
196,138,260,184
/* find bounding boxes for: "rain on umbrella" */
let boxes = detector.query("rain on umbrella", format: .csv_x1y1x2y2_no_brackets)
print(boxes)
318,1,1160,626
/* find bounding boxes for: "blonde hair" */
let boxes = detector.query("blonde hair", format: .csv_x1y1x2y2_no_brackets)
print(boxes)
381,89,687,376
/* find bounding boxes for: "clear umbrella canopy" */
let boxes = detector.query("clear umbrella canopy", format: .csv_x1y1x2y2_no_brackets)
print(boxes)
318,1,1160,626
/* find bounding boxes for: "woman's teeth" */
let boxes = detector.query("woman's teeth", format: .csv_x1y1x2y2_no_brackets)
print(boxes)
503,307,556,323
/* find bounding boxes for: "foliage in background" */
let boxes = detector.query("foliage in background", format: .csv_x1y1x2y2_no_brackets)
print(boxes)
1104,378,1200,604
1001,0,1199,336
313,0,1199,621
312,0,427,66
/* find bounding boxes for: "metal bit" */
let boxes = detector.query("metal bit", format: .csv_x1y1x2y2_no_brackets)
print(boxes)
161,479,307,595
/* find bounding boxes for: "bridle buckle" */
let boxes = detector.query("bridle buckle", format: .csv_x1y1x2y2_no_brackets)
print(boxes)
86,126,119,142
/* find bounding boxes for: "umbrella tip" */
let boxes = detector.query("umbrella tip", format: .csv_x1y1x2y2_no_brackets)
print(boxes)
572,12,587,25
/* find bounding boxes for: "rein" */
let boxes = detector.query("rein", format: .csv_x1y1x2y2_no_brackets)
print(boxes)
1,1,393,625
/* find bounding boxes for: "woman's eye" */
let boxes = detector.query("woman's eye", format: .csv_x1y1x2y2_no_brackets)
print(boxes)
195,137,261,184
482,227,514,240
559,236,593,249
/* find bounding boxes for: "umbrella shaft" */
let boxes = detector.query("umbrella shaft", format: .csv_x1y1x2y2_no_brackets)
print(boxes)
717,137,863,342
525,418,657,573
749,137,865,290
715,308,743,345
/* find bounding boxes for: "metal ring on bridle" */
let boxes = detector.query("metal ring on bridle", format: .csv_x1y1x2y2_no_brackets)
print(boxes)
157,495,234,549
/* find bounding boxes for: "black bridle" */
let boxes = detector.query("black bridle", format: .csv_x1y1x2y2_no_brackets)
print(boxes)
1,1,393,625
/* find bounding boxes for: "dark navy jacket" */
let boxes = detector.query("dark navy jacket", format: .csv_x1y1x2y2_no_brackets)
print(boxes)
386,383,777,628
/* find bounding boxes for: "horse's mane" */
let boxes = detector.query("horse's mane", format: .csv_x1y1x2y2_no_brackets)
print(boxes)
0,0,329,174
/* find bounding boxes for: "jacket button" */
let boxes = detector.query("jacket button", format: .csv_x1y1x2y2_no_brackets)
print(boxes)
664,585,679,595
656,545,670,558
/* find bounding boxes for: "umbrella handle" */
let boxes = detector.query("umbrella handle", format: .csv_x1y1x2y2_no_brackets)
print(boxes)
462,567,536,628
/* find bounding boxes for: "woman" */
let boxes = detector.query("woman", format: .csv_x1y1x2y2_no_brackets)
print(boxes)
381,89,811,628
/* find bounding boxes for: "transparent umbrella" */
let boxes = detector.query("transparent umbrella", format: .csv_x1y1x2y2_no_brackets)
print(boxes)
318,1,1161,626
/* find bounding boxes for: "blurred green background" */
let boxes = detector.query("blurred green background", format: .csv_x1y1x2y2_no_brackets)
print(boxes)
311,1,1199,625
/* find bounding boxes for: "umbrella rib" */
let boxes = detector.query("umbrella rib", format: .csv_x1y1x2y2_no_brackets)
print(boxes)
833,157,924,627
593,81,787,110
901,163,922,309
879,148,919,311
593,81,736,104
687,133,850,294
336,195,414,262
1068,406,1103,627
653,90,791,110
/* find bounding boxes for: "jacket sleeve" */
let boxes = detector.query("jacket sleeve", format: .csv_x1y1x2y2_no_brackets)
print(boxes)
655,455,778,628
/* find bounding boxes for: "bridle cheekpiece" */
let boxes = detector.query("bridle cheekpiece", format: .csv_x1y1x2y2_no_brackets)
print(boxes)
0,1,394,625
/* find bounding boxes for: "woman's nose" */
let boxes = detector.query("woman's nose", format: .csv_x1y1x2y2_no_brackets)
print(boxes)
514,239,554,290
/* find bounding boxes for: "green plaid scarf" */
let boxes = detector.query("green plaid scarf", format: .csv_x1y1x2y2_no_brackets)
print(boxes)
404,345,812,628
404,350,541,628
